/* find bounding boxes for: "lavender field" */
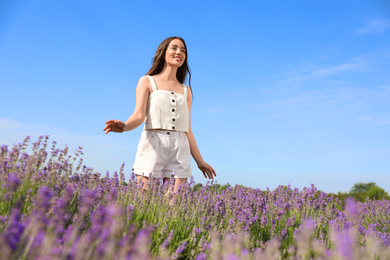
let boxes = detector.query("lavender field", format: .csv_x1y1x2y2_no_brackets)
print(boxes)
1,136,389,259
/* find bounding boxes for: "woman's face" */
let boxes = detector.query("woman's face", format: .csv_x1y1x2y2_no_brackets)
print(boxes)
164,39,186,68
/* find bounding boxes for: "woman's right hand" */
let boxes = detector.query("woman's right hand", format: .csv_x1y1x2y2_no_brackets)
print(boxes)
103,120,126,134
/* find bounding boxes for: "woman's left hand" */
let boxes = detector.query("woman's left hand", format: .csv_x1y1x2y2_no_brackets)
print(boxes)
197,161,216,179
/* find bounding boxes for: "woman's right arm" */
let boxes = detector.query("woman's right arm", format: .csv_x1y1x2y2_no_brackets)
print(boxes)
103,76,150,134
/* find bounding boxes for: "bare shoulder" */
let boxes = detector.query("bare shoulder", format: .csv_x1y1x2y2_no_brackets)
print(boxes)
138,75,151,87
136,75,152,92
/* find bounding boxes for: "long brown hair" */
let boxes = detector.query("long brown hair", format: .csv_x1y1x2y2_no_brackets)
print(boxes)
146,36,192,94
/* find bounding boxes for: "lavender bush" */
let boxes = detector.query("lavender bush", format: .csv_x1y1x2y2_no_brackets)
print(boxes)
0,136,389,259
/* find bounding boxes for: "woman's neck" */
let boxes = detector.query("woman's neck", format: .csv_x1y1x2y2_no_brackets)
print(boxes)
159,65,178,82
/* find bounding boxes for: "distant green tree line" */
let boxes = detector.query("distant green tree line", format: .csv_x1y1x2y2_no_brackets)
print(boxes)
329,182,389,203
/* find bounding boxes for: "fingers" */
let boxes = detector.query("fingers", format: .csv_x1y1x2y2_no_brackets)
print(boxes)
201,165,216,179
103,120,124,134
203,171,212,179
206,164,216,179
103,124,112,134
198,162,216,180
209,166,216,177
103,123,112,134
105,119,117,124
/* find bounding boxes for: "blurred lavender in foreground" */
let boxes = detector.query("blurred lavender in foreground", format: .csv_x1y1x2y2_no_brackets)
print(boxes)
0,136,389,259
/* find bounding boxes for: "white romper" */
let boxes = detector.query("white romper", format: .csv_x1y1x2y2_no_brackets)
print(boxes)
132,75,191,178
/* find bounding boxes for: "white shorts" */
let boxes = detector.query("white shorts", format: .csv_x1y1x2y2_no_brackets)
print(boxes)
132,130,192,178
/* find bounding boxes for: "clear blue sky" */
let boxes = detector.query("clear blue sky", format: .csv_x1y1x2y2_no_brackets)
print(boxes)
1,0,389,193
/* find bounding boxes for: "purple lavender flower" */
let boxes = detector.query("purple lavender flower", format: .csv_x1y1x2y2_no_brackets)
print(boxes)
281,228,287,238
7,173,21,191
126,204,135,221
194,253,207,260
0,215,8,223
30,230,45,253
174,241,188,256
225,254,240,260
127,228,152,258
345,197,358,217
260,215,267,226
161,229,174,249
4,207,25,251
38,186,54,206
335,230,354,260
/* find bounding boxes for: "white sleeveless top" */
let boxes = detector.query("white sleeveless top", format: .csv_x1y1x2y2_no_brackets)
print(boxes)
144,75,189,133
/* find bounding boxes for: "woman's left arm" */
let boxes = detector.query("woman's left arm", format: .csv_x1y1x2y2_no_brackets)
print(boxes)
186,87,217,180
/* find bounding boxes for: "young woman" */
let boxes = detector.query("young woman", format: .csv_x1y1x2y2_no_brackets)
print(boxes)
103,36,216,193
